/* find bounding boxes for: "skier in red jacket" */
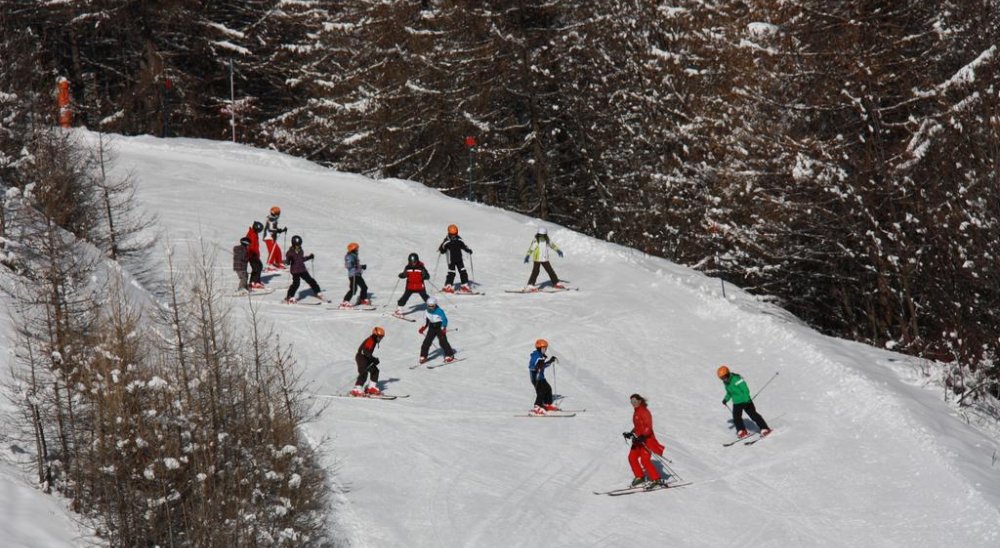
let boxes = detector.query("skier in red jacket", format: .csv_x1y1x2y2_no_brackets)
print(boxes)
395,253,430,315
245,221,265,289
622,393,667,488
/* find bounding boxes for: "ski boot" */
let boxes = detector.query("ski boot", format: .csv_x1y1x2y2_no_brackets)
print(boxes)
443,355,456,364
630,477,647,488
543,404,560,412
366,384,381,396
737,429,749,439
530,406,546,416
442,286,455,293
350,385,364,397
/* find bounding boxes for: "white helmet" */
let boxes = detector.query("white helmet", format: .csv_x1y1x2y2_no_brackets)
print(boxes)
536,227,547,235
426,297,438,306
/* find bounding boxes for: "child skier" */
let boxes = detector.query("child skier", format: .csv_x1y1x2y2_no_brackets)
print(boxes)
283,235,326,304
351,326,385,396
396,252,430,315
622,393,667,488
523,227,564,291
340,242,370,308
263,206,287,270
233,237,251,292
417,297,455,363
718,365,772,438
245,221,265,289
528,339,559,415
438,224,473,293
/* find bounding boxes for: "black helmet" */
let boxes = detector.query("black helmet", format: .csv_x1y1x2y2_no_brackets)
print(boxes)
252,221,264,233
408,252,419,263
291,235,303,246
239,237,250,246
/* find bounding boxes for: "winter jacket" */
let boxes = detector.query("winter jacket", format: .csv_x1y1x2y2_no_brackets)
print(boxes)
398,261,429,291
356,335,379,366
423,306,448,329
246,226,261,259
722,373,752,405
233,245,249,271
438,235,471,265
263,214,285,241
344,251,364,276
631,405,665,455
525,236,560,262
528,349,554,383
285,246,313,275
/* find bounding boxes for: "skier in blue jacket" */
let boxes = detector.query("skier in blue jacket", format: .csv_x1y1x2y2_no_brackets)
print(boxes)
528,339,559,415
418,297,455,364
340,242,369,308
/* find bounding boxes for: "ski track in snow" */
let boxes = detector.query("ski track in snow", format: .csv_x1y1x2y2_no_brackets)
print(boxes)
16,130,992,547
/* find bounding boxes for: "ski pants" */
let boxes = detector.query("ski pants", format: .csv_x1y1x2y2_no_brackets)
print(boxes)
732,401,769,432
527,261,559,286
420,324,454,359
286,271,321,300
343,275,368,303
264,239,284,268
628,445,661,481
236,270,249,291
445,260,469,286
355,354,379,387
532,377,553,407
249,255,263,284
398,288,429,307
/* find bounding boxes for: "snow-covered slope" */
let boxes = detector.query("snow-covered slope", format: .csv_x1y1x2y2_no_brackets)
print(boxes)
15,132,1000,547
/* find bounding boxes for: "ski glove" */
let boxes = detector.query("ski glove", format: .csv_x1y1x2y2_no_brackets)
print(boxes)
722,399,728,406
557,250,564,258
398,272,406,279
307,254,315,261
371,357,380,366
362,264,367,270
418,326,427,335
622,432,634,440
524,256,530,264
467,249,473,254
634,436,646,445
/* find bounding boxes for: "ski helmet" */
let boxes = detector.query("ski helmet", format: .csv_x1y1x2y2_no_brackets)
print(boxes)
448,224,459,236
716,365,730,379
291,235,303,246
270,206,281,216
535,338,549,349
408,252,419,263
426,297,438,307
347,242,359,252
372,326,385,338
536,227,547,236
239,237,251,246
252,221,264,233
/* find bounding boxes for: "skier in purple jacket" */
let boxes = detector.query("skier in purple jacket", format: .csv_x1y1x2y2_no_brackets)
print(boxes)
283,235,325,304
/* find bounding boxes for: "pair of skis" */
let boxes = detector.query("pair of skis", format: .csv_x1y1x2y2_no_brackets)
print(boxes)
312,393,409,401
516,408,584,418
722,429,775,446
408,356,469,370
593,480,693,496
504,286,579,294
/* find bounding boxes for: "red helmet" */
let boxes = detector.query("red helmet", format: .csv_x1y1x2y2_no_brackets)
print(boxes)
717,365,731,379
270,206,281,216
447,224,459,235
347,242,359,252
372,326,385,338
535,339,549,349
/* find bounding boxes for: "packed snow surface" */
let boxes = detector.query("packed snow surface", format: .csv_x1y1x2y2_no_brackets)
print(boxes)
4,132,1000,547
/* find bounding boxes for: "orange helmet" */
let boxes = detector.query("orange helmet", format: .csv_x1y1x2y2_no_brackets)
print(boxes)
716,365,730,379
347,242,359,252
270,206,281,216
535,339,549,349
447,224,458,235
372,326,385,338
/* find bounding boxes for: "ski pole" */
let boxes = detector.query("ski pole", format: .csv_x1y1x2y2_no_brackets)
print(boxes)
433,253,442,282
426,279,456,307
551,355,557,402
384,276,402,310
469,253,475,285
751,371,779,401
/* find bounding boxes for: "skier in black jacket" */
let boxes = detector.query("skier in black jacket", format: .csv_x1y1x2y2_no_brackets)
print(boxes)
438,224,473,293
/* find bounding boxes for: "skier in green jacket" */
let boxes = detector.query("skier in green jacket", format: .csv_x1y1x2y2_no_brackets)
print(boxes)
718,365,771,439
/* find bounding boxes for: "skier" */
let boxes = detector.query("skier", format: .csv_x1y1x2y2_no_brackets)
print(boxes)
622,393,667,488
351,326,385,396
718,365,772,438
233,237,251,292
523,227,564,291
340,242,369,308
528,339,560,415
245,221,265,289
417,297,455,364
263,206,287,270
396,252,430,315
438,224,473,293
283,235,326,304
